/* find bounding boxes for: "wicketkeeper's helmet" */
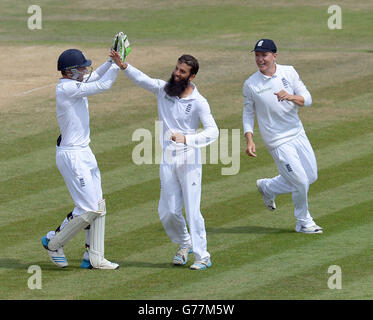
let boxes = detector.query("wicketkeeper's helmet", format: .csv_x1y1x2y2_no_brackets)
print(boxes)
57,49,92,71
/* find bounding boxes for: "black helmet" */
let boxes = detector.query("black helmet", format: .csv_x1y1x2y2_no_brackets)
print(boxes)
57,49,92,71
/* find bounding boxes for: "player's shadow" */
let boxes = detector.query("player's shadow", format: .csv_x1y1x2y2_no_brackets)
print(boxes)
0,258,29,270
116,260,171,269
207,225,289,234
0,259,69,271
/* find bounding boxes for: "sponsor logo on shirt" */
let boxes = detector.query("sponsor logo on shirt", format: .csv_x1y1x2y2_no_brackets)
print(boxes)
256,87,272,94
76,83,82,88
164,94,175,103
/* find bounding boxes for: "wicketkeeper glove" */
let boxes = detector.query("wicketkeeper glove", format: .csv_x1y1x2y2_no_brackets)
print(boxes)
107,33,120,62
117,32,131,62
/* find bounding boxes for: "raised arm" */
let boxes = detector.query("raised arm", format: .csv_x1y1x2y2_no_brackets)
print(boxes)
110,50,164,94
84,61,112,82
63,64,119,98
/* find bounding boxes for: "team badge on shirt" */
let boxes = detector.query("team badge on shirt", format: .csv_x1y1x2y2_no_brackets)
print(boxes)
281,77,289,88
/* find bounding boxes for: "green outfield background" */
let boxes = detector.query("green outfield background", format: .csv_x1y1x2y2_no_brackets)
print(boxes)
0,0,372,300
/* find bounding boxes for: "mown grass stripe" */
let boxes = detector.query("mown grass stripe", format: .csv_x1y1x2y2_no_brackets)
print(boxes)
1,173,372,299
1,131,372,234
75,198,373,300
143,200,373,300
222,201,373,300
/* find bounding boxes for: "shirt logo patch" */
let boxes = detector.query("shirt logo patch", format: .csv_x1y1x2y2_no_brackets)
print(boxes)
79,177,85,188
285,164,293,173
281,77,289,88
76,83,82,88
256,87,272,94
165,94,175,103
185,104,192,113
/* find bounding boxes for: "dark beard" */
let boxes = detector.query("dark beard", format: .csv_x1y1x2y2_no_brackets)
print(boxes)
164,73,189,97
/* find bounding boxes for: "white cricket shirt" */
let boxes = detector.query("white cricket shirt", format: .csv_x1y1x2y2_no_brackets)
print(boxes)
123,64,219,155
56,62,119,147
242,64,312,149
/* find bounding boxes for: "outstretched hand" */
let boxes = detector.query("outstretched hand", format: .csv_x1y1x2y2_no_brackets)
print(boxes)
110,50,127,70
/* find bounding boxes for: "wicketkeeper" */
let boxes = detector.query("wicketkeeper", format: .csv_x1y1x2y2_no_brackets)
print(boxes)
41,40,122,269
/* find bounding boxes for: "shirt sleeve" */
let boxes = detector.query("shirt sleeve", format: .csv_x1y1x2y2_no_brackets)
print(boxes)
242,81,255,135
185,100,219,148
84,61,112,82
122,64,165,95
62,64,119,98
290,67,312,107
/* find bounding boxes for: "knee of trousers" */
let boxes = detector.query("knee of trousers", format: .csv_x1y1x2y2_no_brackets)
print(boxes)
158,206,182,223
293,180,309,195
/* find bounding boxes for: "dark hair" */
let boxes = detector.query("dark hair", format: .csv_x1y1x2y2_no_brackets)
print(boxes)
178,54,199,76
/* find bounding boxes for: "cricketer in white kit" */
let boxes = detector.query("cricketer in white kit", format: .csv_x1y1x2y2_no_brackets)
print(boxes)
110,47,219,270
41,48,120,269
243,39,323,234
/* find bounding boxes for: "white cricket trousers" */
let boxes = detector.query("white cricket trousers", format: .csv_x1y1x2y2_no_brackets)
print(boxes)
263,131,318,227
158,154,209,262
55,146,102,242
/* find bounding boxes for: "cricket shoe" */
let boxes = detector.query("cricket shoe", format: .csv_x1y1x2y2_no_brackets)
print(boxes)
41,236,68,268
92,258,119,270
256,179,276,211
295,224,323,234
173,246,193,266
80,249,93,269
190,259,212,271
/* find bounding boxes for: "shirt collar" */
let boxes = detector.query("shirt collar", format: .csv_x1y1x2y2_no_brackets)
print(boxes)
179,82,198,100
259,64,279,80
59,78,73,83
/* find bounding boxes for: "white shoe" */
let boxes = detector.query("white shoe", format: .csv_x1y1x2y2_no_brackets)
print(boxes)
190,259,212,270
295,224,323,234
173,246,193,266
93,258,119,270
256,179,276,211
41,236,68,268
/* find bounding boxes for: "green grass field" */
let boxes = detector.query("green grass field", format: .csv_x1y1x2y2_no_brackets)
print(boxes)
1,0,373,300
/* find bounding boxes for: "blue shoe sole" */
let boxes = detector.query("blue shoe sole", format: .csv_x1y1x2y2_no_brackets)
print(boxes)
80,259,93,269
41,236,50,250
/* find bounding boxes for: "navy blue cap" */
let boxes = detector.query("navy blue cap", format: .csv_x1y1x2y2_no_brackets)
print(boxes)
57,49,92,71
251,39,277,53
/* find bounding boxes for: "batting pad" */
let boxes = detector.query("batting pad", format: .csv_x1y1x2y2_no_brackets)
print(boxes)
89,199,107,268
48,210,100,251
